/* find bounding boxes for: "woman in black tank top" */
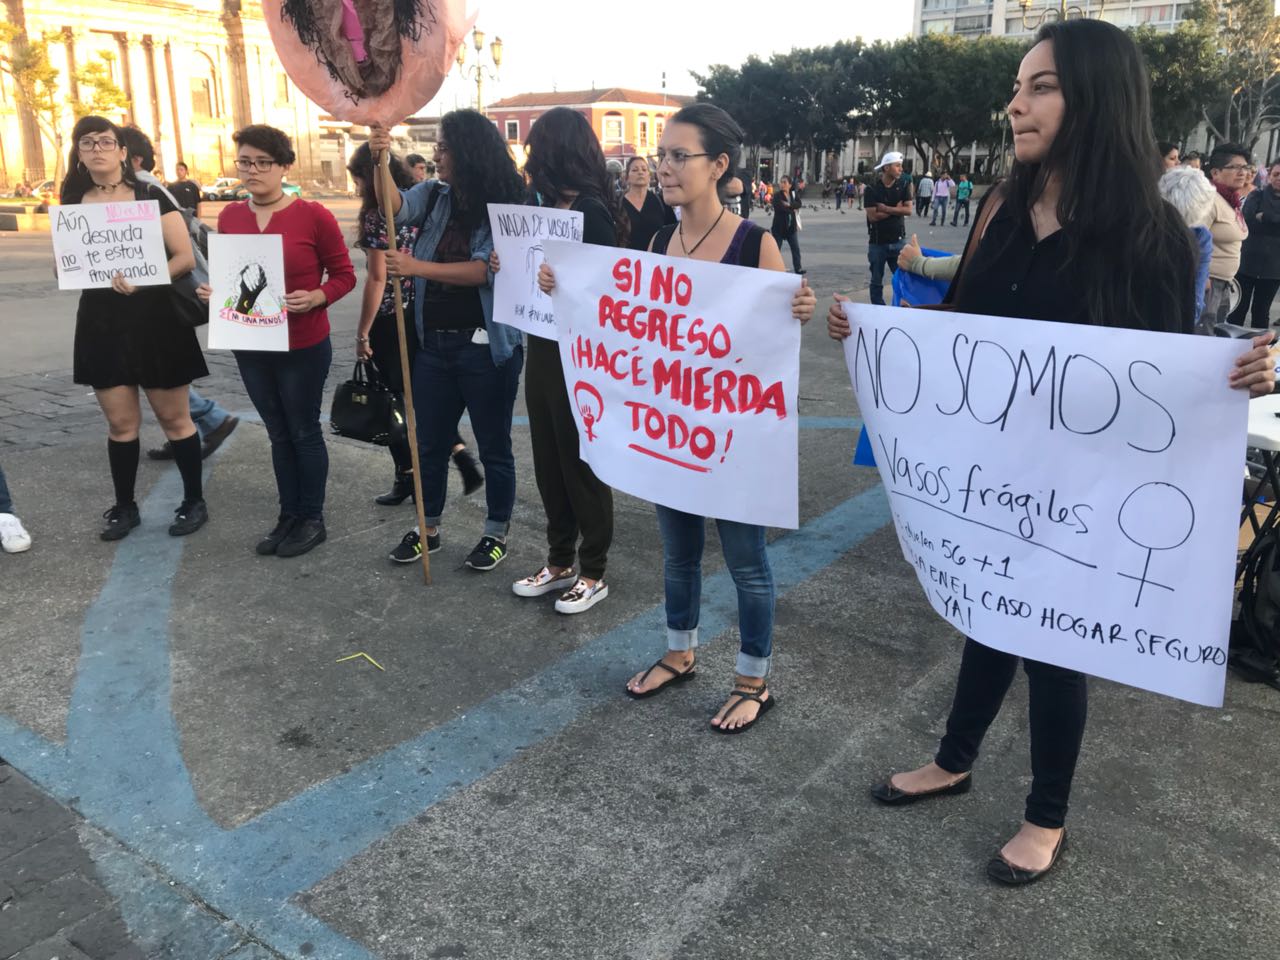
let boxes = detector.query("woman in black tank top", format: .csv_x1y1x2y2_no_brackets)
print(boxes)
540,103,816,733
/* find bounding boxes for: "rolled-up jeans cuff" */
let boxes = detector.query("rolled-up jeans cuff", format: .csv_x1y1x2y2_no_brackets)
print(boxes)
483,519,509,539
667,627,698,652
424,514,442,529
736,652,771,679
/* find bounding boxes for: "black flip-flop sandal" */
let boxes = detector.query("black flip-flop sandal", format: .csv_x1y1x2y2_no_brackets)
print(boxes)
711,686,776,735
625,659,696,699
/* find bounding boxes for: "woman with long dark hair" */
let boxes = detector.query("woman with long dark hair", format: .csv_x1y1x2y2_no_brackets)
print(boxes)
497,107,622,614
62,115,208,541
196,125,356,558
828,19,1274,884
346,144,483,510
368,110,526,570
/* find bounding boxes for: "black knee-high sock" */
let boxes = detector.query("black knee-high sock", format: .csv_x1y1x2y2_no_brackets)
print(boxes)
107,438,140,507
169,432,204,504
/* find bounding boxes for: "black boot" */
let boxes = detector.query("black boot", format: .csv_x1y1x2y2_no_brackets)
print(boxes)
375,471,415,506
452,449,484,495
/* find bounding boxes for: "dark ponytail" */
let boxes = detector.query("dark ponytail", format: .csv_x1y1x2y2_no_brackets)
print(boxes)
668,103,744,202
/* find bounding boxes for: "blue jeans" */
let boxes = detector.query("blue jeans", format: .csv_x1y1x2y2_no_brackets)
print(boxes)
930,197,948,225
0,463,12,514
187,387,230,441
235,338,332,521
655,505,776,678
867,239,905,306
414,331,522,538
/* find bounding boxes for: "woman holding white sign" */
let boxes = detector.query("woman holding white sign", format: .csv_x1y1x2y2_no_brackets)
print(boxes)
62,116,208,542
827,19,1276,884
196,125,356,558
539,103,816,730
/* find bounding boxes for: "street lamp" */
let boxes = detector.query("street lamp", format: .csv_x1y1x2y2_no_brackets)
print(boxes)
456,28,503,114
1018,0,1107,29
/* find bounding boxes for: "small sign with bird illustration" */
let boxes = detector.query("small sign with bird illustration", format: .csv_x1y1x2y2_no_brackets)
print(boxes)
207,234,289,351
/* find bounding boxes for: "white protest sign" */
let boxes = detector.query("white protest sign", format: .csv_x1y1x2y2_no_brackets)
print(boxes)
207,234,289,351
488,204,583,339
546,242,802,529
51,201,170,290
842,303,1248,706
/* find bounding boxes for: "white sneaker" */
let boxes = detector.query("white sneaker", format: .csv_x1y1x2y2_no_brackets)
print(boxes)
0,513,32,553
512,565,577,598
554,577,609,615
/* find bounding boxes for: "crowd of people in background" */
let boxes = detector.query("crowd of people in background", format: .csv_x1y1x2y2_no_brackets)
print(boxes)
4,14,1280,888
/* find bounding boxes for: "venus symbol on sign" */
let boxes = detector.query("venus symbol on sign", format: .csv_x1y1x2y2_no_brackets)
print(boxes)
1116,481,1195,608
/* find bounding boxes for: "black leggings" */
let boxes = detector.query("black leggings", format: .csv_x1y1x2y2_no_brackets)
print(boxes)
771,228,802,272
1227,275,1280,330
935,638,1088,829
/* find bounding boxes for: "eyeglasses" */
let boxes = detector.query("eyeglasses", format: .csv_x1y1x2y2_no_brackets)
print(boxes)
655,150,711,170
234,158,278,172
78,137,118,152
1221,163,1250,172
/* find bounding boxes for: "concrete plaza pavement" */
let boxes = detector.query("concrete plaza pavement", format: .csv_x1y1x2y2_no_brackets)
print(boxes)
1,201,1279,959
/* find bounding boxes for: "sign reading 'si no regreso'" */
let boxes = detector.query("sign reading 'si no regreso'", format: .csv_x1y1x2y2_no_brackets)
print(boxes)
51,201,171,291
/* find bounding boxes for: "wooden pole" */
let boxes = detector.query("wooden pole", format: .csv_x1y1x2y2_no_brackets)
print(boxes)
379,147,431,584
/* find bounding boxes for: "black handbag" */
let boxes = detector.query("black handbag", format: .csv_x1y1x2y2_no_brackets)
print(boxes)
170,271,207,328
330,361,401,446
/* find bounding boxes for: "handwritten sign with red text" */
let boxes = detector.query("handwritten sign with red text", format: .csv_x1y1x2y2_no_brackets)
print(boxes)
545,241,802,528
842,303,1248,706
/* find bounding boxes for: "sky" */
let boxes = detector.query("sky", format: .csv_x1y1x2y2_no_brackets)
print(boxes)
425,0,914,113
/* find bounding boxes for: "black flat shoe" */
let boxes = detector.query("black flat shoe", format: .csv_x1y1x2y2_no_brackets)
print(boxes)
375,472,415,506
100,503,141,542
168,500,209,537
256,515,297,556
870,772,972,805
276,517,326,558
987,831,1067,887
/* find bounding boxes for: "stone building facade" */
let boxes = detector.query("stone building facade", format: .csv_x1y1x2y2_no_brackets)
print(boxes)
486,88,694,159
0,0,352,188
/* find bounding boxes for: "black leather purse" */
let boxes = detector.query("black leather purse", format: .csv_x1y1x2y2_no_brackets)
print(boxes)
330,361,402,446
170,271,208,328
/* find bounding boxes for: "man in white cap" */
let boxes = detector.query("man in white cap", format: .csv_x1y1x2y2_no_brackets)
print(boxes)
863,151,914,306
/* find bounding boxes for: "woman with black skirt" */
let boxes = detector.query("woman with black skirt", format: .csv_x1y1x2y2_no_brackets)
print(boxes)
63,116,208,541
827,19,1276,885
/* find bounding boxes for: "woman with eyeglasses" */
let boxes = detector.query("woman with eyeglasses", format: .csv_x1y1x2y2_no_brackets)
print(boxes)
1203,143,1252,330
196,125,356,558
620,155,674,252
501,107,622,614
368,111,527,572
62,115,208,541
540,102,816,727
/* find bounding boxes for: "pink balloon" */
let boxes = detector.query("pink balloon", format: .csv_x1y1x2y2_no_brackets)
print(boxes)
261,0,474,128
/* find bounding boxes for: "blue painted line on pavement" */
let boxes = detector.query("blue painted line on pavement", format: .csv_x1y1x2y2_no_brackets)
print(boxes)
0,430,888,959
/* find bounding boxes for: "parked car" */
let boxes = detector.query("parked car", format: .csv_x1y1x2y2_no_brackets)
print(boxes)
228,180,302,200
203,178,241,201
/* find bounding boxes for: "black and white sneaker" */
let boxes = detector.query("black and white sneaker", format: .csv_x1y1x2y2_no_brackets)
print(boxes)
389,528,440,564
464,536,507,571
168,499,209,537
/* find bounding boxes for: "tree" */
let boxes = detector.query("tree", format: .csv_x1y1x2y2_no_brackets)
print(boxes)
1132,22,1227,145
0,24,129,182
1188,0,1280,151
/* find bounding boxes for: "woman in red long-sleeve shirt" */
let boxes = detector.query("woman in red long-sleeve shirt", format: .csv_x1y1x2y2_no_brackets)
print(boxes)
198,125,355,557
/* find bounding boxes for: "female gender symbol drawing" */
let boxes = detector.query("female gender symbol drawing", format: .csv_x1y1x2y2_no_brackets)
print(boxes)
1116,481,1195,608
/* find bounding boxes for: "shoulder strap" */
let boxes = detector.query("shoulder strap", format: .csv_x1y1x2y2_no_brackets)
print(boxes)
739,224,765,269
943,183,1006,307
424,183,442,222
651,224,677,254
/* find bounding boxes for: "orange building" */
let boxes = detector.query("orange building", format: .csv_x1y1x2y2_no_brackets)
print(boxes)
486,88,695,158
